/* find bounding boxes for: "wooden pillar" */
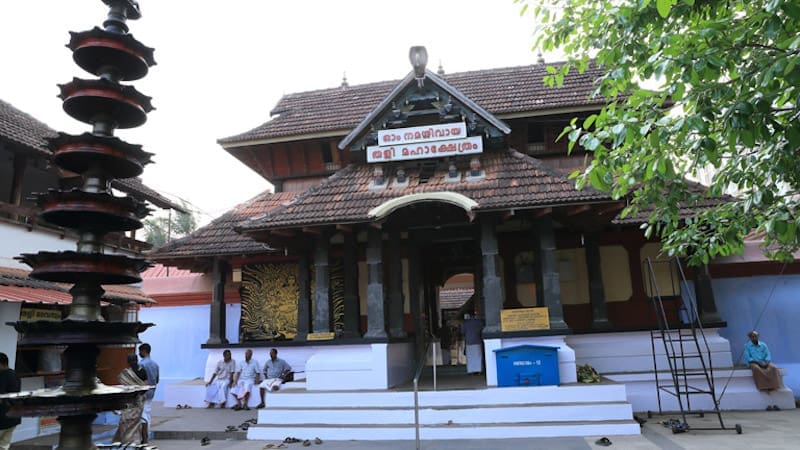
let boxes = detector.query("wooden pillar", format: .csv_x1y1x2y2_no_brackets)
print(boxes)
365,228,387,338
585,233,612,329
535,216,569,330
10,153,27,206
295,250,311,341
313,233,330,333
694,264,722,323
206,258,229,345
408,239,422,350
388,229,407,338
480,217,502,334
341,232,361,338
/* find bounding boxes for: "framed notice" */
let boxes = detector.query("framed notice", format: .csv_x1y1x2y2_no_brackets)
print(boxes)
501,307,550,332
307,332,335,341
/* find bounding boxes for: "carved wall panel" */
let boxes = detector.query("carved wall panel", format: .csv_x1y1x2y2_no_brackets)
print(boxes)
240,262,298,341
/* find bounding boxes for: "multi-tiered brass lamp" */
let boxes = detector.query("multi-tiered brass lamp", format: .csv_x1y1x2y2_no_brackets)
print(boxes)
2,1,157,449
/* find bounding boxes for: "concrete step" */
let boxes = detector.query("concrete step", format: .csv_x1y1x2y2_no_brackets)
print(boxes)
257,401,634,425
246,419,641,440
261,384,629,409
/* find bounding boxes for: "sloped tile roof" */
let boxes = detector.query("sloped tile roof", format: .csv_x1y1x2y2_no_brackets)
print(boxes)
0,98,58,156
219,63,606,145
148,190,297,259
112,177,187,212
237,149,613,231
0,266,153,305
1,98,184,212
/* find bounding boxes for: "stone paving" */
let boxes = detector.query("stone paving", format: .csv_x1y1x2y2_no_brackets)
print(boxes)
144,402,800,450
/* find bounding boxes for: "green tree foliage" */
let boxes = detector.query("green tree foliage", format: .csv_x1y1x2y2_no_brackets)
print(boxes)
520,0,800,264
143,201,197,247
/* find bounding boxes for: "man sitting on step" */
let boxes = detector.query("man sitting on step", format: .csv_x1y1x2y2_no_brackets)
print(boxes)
744,331,782,392
256,348,292,409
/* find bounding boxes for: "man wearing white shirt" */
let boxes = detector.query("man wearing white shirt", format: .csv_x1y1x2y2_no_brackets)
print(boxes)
231,349,260,410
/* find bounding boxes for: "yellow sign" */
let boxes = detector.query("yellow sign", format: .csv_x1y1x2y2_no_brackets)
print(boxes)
19,308,62,322
501,307,550,332
307,332,335,341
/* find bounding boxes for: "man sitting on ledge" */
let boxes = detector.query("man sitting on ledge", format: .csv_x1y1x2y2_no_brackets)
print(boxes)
256,348,292,409
744,330,782,393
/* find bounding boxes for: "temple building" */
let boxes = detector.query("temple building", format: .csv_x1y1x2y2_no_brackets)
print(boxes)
148,49,796,439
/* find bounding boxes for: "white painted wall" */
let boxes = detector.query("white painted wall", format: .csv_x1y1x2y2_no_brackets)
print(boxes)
0,302,21,368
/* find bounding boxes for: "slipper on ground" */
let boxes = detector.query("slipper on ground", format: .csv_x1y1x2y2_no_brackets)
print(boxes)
595,437,612,446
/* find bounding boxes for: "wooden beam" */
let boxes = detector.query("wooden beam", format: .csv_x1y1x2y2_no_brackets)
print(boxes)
336,224,353,233
593,202,626,215
531,207,552,218
502,209,515,220
302,227,322,235
565,204,591,216
270,229,295,238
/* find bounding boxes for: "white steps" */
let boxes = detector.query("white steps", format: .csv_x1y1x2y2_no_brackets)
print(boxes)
248,384,640,440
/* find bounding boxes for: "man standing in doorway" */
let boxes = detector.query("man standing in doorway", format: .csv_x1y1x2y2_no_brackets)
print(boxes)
461,314,484,375
0,353,21,450
138,343,159,444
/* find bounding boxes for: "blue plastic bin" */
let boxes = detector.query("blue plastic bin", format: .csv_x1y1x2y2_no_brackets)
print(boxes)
493,344,560,387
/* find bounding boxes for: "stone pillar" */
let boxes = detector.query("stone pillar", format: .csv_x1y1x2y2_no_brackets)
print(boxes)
693,264,722,323
206,258,229,345
295,250,311,341
365,228,387,338
341,232,361,338
480,217,502,334
388,230,407,338
313,233,331,333
535,216,569,330
584,233,612,329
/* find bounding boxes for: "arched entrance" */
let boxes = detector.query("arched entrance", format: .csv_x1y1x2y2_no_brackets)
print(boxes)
378,196,487,384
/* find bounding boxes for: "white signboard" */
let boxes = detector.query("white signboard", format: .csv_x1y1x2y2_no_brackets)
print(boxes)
378,123,467,146
367,136,483,163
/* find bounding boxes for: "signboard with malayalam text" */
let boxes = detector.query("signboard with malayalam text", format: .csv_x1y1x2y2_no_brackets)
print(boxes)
500,307,551,332
378,123,467,146
367,136,483,163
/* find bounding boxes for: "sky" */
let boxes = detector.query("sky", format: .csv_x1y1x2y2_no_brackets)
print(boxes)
0,1,551,225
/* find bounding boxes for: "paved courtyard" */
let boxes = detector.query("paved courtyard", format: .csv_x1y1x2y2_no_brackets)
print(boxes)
142,402,800,450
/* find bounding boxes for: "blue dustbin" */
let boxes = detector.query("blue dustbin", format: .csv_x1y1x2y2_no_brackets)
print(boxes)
494,344,560,387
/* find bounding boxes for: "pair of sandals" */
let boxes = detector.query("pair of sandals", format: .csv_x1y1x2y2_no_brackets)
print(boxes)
200,436,211,446
283,437,322,446
176,404,192,409
232,404,251,411
595,437,612,446
263,444,288,449
767,404,781,411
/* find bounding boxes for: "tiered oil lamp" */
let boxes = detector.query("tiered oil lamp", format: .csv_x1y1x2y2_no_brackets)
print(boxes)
2,1,157,449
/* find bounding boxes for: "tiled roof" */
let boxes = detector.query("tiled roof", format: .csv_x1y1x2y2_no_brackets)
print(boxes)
112,177,187,212
1,97,184,212
439,288,474,310
0,98,58,156
147,190,297,259
219,63,607,145
238,149,613,230
612,181,733,225
0,266,153,305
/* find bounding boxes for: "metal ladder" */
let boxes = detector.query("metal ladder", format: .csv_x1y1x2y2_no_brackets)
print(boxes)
643,257,741,434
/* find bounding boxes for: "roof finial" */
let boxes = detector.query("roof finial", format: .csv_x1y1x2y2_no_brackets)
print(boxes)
341,71,349,88
409,46,428,87
537,52,545,65
437,60,445,76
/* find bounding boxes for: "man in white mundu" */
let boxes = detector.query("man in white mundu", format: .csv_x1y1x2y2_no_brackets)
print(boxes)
204,349,235,408
231,349,260,410
256,348,292,408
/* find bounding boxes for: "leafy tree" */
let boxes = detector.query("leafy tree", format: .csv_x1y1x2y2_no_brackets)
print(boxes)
143,201,197,247
520,0,800,264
